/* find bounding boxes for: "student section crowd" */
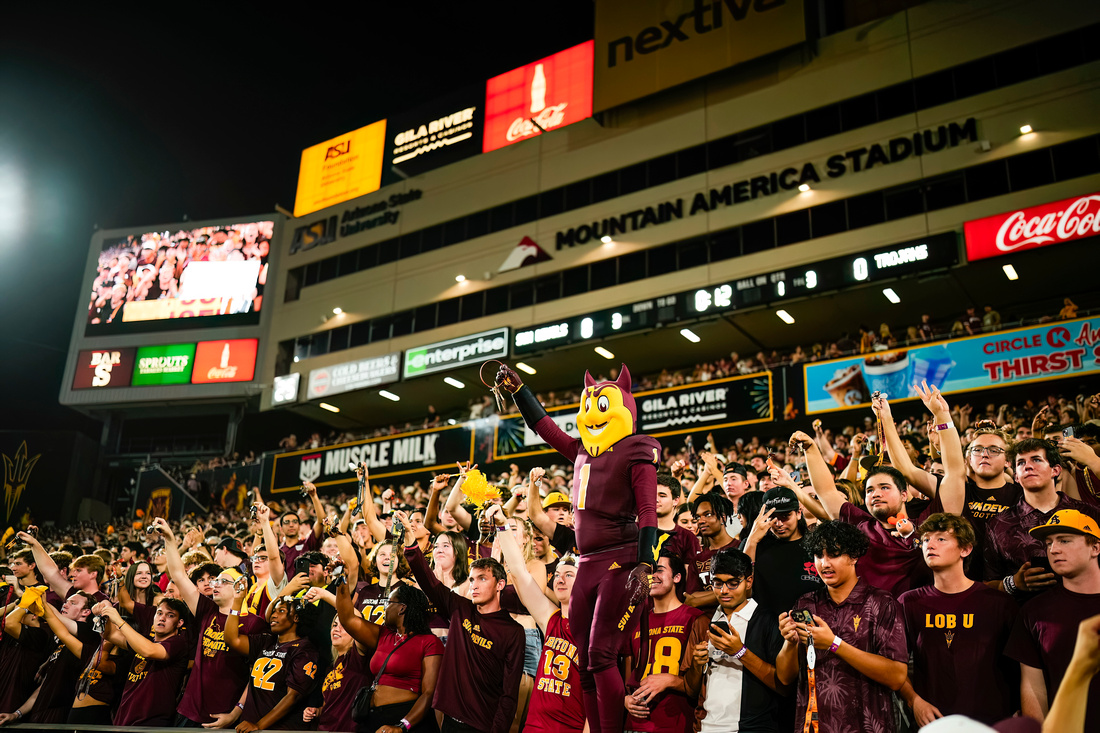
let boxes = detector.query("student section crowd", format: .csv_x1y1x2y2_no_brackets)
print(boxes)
2,385,1100,733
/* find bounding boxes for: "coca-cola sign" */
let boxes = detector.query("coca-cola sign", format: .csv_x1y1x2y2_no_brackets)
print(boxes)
964,192,1100,261
483,41,594,154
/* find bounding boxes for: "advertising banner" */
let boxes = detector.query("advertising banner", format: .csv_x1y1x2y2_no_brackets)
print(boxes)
132,343,195,386
272,373,301,405
191,339,258,384
133,467,209,522
384,88,483,182
403,328,509,379
594,0,806,112
308,352,401,399
483,41,594,153
964,192,1100,261
72,348,136,389
294,120,387,218
495,373,773,458
270,424,476,492
804,317,1100,414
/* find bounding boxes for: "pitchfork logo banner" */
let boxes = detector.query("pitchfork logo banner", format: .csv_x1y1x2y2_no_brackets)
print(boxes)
964,192,1100,261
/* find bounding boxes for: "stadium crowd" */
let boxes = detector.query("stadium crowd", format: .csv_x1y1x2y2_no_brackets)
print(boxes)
3,383,1100,733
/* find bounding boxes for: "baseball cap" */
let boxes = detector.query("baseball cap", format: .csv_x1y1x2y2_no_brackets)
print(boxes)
762,487,800,513
216,537,249,561
1028,509,1100,541
542,491,571,509
723,462,747,478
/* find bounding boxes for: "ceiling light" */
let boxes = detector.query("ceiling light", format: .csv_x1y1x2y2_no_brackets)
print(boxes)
516,362,537,375
379,390,400,402
293,356,300,363
777,309,795,324
883,288,901,304
680,328,701,343
447,418,457,425
594,346,615,359
600,236,613,244
455,274,466,282
1019,124,1033,134
332,307,342,315
444,377,465,389
1002,264,1019,281
319,402,340,413
798,184,811,192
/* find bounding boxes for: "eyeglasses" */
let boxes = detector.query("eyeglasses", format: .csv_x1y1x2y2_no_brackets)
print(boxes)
696,511,717,520
711,577,744,590
771,511,794,521
969,446,1007,457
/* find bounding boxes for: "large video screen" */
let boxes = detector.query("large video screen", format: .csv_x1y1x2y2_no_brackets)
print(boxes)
85,221,273,334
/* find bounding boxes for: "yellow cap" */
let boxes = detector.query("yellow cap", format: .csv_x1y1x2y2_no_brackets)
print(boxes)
542,491,571,509
1029,510,1100,541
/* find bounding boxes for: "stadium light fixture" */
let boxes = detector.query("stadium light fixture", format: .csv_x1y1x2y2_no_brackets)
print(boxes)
455,274,466,282
798,184,811,192
777,310,795,324
601,236,613,244
883,288,901,304
319,402,340,413
594,346,615,359
680,328,701,343
516,362,537,375
444,377,465,389
1019,124,1033,134
379,390,400,402
332,307,342,315
1002,264,1019,281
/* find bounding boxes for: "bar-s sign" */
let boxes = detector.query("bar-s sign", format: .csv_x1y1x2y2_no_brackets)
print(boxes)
965,193,1100,261
483,41,594,153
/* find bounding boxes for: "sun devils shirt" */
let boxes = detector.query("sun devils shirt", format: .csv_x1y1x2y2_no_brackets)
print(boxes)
240,633,319,730
525,611,585,733
624,603,708,733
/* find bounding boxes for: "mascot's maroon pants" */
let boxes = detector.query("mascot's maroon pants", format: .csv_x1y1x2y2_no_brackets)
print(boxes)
573,544,638,733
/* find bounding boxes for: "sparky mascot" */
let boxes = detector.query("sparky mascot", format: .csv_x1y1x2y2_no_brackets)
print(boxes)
496,363,660,733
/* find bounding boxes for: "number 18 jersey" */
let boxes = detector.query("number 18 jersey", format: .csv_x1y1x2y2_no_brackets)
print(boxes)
624,603,709,733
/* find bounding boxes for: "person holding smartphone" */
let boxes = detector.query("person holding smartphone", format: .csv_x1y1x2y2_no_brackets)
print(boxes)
693,548,787,732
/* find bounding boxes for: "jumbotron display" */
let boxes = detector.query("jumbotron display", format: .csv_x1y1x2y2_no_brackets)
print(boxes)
85,221,273,334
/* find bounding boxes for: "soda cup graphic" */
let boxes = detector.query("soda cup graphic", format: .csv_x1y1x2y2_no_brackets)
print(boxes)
862,351,911,399
910,345,955,392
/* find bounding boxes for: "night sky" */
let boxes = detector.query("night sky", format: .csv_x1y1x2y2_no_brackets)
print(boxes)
0,6,594,433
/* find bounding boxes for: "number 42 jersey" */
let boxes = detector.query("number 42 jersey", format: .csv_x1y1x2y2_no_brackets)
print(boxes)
241,634,319,730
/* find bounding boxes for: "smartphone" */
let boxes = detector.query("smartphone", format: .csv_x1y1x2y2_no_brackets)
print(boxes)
710,620,731,634
1063,426,1076,438
1029,555,1053,574
790,609,815,625
789,470,802,483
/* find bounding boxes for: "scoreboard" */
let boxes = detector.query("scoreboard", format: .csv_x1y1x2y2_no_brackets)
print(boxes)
512,232,959,355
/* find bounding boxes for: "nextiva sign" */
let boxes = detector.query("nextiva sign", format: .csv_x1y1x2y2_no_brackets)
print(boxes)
403,328,509,379
555,118,977,248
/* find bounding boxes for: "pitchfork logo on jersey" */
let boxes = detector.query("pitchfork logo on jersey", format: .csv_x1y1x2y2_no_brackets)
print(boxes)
945,630,955,649
498,236,553,273
299,455,322,484
853,615,861,632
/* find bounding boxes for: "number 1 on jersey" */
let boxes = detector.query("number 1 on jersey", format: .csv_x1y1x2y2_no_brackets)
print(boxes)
575,464,591,509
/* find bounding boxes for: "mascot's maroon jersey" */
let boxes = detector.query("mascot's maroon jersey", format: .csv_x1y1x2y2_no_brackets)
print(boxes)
534,415,660,555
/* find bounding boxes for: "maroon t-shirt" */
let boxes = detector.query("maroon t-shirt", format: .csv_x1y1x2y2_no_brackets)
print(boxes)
24,621,102,720
899,582,1019,723
1073,467,1100,507
370,627,443,691
984,493,1100,586
0,627,47,711
353,578,390,625
318,645,371,732
525,611,585,733
406,544,525,733
113,632,193,725
532,416,660,556
176,594,269,723
792,579,908,733
240,633,319,730
839,502,931,596
623,604,708,733
280,530,320,572
660,524,703,593
694,538,737,589
1006,586,1100,733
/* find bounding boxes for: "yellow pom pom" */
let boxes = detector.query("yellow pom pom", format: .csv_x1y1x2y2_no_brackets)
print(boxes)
461,469,500,508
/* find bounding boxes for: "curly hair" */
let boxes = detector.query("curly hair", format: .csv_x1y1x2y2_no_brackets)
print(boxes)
692,490,734,525
710,548,753,581
801,520,870,560
391,583,432,636
366,541,410,581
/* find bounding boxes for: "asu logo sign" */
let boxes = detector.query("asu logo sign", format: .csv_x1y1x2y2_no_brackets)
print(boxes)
2,441,41,521
498,236,553,273
290,216,338,255
325,140,351,159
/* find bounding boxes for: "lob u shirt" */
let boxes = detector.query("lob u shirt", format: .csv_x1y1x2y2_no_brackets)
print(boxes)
899,582,1019,724
792,578,908,733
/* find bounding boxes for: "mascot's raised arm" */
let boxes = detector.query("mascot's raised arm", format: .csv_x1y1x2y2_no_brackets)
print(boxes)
496,362,660,733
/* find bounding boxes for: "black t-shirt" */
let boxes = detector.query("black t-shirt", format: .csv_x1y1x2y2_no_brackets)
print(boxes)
749,533,825,616
550,523,577,558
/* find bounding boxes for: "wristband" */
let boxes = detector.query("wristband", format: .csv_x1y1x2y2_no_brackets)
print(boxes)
828,636,842,653
1003,574,1018,596
13,711,22,720
934,422,955,432
229,609,240,616
399,719,411,731
731,645,748,660
236,702,245,711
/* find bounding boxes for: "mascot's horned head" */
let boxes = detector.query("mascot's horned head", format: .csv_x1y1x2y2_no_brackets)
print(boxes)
577,364,636,457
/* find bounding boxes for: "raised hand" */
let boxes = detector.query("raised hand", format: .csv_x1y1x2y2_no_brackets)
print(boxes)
914,380,951,421
495,364,524,394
